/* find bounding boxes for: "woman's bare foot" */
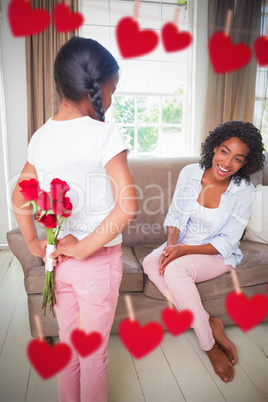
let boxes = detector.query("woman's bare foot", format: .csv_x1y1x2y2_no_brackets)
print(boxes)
209,317,237,365
206,343,235,383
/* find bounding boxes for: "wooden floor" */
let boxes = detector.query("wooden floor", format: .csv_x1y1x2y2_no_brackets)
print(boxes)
0,249,268,402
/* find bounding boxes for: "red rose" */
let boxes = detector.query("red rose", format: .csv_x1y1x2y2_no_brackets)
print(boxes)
19,179,40,201
50,178,70,201
37,212,58,229
61,197,73,218
37,190,51,211
52,196,73,217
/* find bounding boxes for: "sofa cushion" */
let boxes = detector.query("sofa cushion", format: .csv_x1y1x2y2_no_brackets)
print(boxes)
238,240,268,285
263,154,268,185
250,169,263,186
120,246,144,292
122,157,199,247
244,185,268,244
133,243,162,267
134,240,268,301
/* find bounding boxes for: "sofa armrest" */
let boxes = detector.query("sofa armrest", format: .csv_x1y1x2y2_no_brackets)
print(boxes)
6,227,44,277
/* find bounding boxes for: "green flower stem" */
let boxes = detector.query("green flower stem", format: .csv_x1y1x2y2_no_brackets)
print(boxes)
42,218,66,316
54,216,64,241
47,228,56,245
42,270,56,317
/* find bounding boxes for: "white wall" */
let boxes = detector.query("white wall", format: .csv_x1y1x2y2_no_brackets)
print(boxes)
0,0,27,246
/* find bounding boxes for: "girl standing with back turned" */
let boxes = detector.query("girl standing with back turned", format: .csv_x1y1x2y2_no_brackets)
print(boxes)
12,37,137,401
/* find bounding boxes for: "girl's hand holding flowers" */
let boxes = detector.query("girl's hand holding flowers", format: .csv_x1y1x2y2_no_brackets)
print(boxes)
19,177,73,316
28,238,47,260
50,234,80,261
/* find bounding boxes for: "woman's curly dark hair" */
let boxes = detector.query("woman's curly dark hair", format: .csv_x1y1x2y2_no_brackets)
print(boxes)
200,121,266,185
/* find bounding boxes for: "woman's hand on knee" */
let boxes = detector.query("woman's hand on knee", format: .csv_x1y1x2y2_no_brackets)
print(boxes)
158,247,170,271
158,245,185,275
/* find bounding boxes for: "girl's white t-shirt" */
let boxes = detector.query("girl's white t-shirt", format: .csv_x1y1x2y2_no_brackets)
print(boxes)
28,116,129,246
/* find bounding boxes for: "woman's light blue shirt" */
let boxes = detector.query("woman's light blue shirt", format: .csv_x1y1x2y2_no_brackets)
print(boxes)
163,163,256,267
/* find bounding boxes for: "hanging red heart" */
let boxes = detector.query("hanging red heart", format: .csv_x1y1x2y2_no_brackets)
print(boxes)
27,339,72,379
116,17,159,58
208,32,252,74
254,36,268,67
161,307,193,336
71,329,102,357
161,23,192,52
225,292,268,331
8,0,50,37
54,3,84,33
119,318,164,359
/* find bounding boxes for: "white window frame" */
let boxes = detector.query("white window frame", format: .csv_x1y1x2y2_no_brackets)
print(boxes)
108,92,185,157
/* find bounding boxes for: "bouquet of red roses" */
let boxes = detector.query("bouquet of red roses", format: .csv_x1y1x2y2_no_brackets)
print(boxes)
19,178,73,316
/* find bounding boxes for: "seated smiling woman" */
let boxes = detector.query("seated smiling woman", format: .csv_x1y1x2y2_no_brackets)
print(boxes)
143,121,265,383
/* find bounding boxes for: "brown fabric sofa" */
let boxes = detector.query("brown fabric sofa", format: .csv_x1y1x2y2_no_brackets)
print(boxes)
7,155,268,337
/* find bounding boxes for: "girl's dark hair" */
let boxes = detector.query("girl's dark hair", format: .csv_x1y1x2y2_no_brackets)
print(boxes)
200,121,266,184
54,36,119,122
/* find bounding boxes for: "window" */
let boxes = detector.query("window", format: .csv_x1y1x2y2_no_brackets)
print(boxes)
254,5,268,151
81,0,193,157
